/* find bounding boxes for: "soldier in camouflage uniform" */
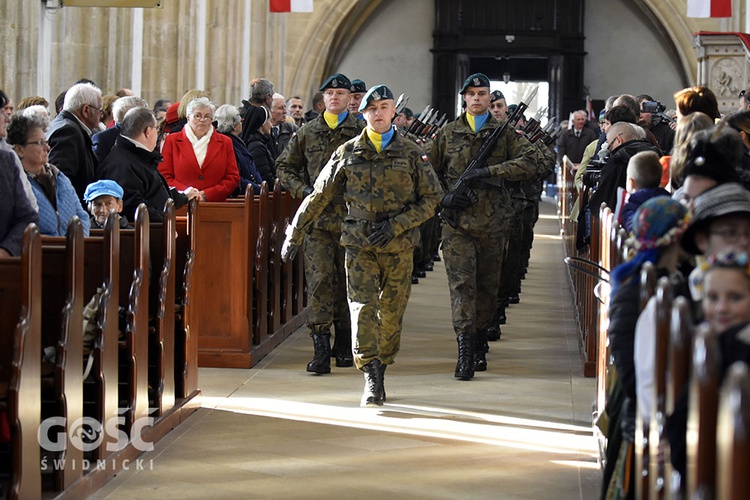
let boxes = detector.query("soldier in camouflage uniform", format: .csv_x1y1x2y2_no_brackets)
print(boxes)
281,85,442,407
276,73,365,374
492,138,556,339
426,73,539,380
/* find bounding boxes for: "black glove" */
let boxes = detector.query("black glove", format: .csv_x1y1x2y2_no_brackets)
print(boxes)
302,186,314,198
368,220,395,248
281,236,299,262
440,190,478,210
461,166,491,182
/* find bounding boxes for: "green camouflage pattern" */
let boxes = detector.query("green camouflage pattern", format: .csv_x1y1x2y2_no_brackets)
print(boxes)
285,130,443,369
427,113,539,336
276,112,364,233
302,227,350,334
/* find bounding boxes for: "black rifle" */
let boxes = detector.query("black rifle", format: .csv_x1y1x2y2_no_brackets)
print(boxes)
440,86,538,228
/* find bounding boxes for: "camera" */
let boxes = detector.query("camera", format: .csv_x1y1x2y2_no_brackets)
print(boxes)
641,100,665,114
582,159,604,189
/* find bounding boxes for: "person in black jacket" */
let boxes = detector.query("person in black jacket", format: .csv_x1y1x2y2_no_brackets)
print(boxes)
99,107,199,222
242,105,276,187
214,104,263,195
589,121,661,213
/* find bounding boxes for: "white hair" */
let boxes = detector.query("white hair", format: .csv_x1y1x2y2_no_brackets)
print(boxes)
214,104,241,134
186,97,215,117
63,83,102,113
272,92,285,102
21,105,50,131
113,96,148,123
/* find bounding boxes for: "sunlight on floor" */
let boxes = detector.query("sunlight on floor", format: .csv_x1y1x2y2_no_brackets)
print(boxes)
199,396,598,458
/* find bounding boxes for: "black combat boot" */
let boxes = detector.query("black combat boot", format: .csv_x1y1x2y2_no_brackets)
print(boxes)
332,325,354,368
379,363,387,402
486,308,505,341
361,359,384,407
474,329,488,372
454,333,474,380
306,333,331,374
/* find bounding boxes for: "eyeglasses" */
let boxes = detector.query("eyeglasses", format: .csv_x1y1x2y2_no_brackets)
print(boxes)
607,133,623,150
24,139,49,147
191,114,213,122
710,228,750,243
87,104,102,115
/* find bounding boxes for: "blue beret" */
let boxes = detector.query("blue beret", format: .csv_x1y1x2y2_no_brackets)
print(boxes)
350,79,367,93
319,73,351,92
358,85,394,112
460,73,491,94
84,179,124,202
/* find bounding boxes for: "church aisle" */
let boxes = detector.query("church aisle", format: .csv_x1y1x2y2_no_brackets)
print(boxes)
94,198,601,499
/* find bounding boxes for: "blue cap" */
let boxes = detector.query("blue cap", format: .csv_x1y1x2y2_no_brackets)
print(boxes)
358,85,394,112
460,73,491,94
319,73,352,92
84,179,124,202
350,79,367,93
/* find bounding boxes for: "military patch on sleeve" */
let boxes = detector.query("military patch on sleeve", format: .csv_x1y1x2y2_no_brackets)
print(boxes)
421,154,428,163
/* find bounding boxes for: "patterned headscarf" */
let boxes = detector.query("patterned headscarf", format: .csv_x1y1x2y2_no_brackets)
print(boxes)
611,197,690,292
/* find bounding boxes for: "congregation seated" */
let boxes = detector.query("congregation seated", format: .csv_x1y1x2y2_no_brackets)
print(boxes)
618,150,669,232
213,104,263,196
0,149,38,257
7,112,90,237
91,95,148,163
241,105,277,187
158,97,239,202
99,107,198,221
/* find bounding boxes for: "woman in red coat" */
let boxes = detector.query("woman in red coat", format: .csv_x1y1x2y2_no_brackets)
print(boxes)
159,97,239,201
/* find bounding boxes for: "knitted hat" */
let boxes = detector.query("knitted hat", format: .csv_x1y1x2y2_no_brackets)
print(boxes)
630,196,689,251
244,105,270,134
683,128,742,184
681,183,750,255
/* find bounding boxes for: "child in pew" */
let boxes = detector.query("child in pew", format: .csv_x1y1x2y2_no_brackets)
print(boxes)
83,179,130,229
618,151,670,233
666,252,750,482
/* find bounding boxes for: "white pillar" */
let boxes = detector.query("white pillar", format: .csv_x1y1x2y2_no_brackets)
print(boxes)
196,0,207,90
131,8,144,96
241,0,252,100
37,3,52,101
280,16,286,94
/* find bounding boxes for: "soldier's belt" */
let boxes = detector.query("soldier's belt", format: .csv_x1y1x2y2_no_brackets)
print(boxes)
348,207,400,222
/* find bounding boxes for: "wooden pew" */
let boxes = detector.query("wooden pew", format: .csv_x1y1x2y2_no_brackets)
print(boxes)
267,182,282,336
687,326,721,499
648,277,673,498
39,218,84,492
174,199,199,398
0,224,42,500
81,212,121,462
717,362,750,499
117,205,150,434
635,262,657,500
148,199,176,416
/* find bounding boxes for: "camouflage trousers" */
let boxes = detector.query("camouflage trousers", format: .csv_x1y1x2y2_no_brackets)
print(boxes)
302,227,350,337
442,224,507,336
345,246,413,370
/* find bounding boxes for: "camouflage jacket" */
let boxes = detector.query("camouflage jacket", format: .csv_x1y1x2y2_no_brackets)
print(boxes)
276,112,364,233
508,140,557,202
426,112,540,236
287,129,443,253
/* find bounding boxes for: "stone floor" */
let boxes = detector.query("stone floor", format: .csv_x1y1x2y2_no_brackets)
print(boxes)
93,199,602,499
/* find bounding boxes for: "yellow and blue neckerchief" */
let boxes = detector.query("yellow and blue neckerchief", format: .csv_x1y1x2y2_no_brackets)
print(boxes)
324,110,349,130
366,126,395,153
466,111,490,133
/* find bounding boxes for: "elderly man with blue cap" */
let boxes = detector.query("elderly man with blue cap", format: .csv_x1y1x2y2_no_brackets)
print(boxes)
277,73,365,374
83,179,130,229
426,72,539,380
281,84,443,407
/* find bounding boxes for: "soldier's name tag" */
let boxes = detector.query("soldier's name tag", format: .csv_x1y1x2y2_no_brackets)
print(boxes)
392,159,409,171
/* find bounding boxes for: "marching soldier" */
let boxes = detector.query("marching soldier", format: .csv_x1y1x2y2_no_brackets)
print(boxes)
426,73,539,380
276,73,365,374
281,85,442,406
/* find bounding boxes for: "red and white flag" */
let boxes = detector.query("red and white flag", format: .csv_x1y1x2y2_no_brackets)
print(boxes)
687,0,732,18
270,0,313,13
585,95,596,123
